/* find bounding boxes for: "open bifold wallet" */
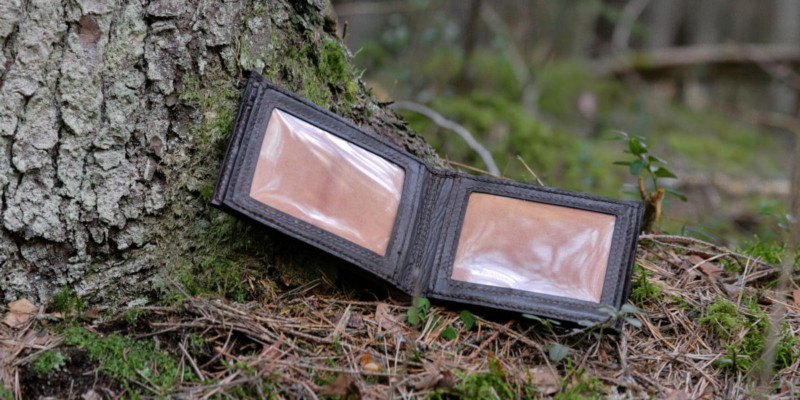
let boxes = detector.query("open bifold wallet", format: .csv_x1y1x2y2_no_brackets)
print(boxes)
212,72,644,324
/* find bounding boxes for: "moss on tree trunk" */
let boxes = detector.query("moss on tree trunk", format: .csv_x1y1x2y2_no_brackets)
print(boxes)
0,0,442,307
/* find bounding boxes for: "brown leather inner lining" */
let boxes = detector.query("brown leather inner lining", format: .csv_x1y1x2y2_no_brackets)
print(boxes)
452,193,616,302
249,109,405,255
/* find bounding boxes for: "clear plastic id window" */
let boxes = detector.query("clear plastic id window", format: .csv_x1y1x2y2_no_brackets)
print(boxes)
451,193,616,302
249,109,405,255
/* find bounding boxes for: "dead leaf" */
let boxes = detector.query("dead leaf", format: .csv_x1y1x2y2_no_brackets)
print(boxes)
686,255,723,279
665,389,690,400
792,289,800,308
82,308,102,319
375,303,405,333
2,298,38,328
699,263,723,280
82,390,102,400
318,374,361,399
700,384,715,399
360,353,383,372
258,335,284,360
528,366,559,395
667,250,683,266
414,369,456,390
347,313,364,329
686,255,705,264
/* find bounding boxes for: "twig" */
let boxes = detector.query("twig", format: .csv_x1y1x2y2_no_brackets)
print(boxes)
391,101,500,175
448,161,504,178
179,343,206,381
468,320,514,359
516,155,544,185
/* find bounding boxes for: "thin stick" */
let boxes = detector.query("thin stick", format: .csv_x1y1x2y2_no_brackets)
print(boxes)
179,343,206,381
448,161,504,178
391,101,500,175
516,155,544,185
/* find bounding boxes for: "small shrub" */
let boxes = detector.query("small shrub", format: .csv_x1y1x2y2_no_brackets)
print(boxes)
31,350,67,374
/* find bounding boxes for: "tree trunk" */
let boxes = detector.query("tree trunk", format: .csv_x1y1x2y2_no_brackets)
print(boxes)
0,0,443,307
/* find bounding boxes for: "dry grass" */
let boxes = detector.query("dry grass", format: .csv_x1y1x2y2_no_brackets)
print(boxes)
1,235,799,399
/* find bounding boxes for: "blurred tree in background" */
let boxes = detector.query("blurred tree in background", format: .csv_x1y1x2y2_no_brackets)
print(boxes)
332,0,800,246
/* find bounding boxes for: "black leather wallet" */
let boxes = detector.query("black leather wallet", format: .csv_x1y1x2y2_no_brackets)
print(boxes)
212,72,644,324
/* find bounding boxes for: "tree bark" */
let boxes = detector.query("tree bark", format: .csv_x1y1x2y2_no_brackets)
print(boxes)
0,0,442,307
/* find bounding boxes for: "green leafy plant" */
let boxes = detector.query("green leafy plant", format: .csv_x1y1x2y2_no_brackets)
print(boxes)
407,297,431,325
31,350,66,374
611,131,685,232
758,204,797,233
630,265,663,304
549,344,570,362
573,304,646,341
459,310,476,330
440,327,457,340
429,358,514,400
611,131,683,200
522,313,561,332
541,305,645,364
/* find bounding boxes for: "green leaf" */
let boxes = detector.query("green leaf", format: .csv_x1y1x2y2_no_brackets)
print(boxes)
522,314,542,322
628,138,647,155
407,309,420,325
460,310,476,330
654,167,677,179
664,188,688,202
598,306,618,318
604,130,629,140
577,320,597,328
629,159,645,175
620,304,645,315
613,161,631,166
649,155,668,164
549,344,569,362
440,327,457,340
407,297,430,325
623,316,643,328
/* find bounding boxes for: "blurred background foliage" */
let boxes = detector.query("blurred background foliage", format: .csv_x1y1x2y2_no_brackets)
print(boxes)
330,0,800,246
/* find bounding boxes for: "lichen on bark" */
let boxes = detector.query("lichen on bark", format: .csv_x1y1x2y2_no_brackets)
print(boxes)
0,0,442,307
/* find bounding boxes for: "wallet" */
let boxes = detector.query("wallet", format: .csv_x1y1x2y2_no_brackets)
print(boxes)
212,72,644,324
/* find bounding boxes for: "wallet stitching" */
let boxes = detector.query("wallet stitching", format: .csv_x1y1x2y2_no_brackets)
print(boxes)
432,174,462,292
463,174,635,206
406,171,443,291
433,183,627,312
215,81,261,202
233,98,419,281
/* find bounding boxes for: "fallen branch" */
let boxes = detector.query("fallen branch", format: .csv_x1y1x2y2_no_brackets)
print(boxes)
592,44,800,76
391,101,500,175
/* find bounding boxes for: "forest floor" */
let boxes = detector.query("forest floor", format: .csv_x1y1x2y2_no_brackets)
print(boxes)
1,235,799,399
